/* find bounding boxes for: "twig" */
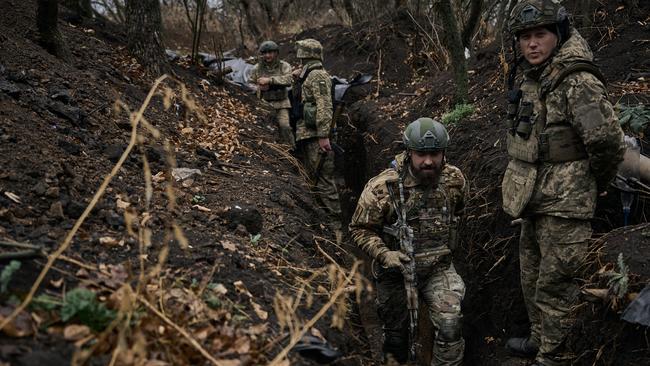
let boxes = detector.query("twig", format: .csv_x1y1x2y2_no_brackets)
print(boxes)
137,296,229,366
0,75,169,334
0,250,42,261
374,49,382,98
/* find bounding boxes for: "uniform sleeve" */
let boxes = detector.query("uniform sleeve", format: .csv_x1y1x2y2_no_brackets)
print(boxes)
349,179,391,260
307,72,333,138
566,73,625,191
270,61,293,87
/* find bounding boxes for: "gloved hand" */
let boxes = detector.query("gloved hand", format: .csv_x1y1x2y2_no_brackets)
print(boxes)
379,250,411,269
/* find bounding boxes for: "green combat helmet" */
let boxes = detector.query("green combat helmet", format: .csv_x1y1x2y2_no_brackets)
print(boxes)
403,118,449,152
296,39,323,61
259,40,279,53
508,0,569,41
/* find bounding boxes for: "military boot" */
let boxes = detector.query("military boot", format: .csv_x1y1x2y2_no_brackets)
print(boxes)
279,126,296,151
505,337,539,357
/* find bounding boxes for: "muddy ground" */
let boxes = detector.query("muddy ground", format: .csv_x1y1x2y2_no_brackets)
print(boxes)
1,0,649,365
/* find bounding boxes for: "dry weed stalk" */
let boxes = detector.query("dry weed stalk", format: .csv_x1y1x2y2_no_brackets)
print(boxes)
268,261,362,366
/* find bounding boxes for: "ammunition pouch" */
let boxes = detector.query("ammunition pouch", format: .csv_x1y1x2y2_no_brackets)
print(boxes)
303,101,317,129
501,159,537,218
261,87,288,102
539,125,588,162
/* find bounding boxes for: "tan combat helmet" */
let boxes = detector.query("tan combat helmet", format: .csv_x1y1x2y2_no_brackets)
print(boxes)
296,39,323,61
508,0,570,42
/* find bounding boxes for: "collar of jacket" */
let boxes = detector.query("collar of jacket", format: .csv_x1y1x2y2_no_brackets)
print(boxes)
260,57,280,70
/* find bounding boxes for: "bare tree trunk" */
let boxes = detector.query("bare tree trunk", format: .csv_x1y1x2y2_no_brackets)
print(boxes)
342,0,358,24
37,0,71,60
434,0,469,103
462,0,483,48
125,0,169,76
239,0,262,42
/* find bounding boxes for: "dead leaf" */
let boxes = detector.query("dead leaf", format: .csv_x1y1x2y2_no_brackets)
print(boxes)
246,323,267,336
213,360,241,366
152,171,166,183
0,307,34,337
582,288,609,300
233,336,251,354
4,192,21,204
193,204,211,212
212,283,228,295
310,327,326,342
49,278,64,289
116,197,130,209
99,236,119,246
221,240,237,252
250,300,268,320
64,324,91,341
233,281,252,298
144,361,170,366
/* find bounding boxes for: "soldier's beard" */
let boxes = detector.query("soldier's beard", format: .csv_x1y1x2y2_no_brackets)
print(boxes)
411,164,443,187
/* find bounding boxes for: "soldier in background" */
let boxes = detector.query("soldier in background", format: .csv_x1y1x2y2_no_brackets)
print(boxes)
250,40,295,149
501,1,625,365
293,38,342,236
350,118,467,365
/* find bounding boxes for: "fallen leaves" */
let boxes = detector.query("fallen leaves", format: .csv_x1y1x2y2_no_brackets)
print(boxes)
0,306,34,337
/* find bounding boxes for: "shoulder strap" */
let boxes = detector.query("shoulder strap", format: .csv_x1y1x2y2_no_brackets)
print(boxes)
299,65,323,85
543,61,606,97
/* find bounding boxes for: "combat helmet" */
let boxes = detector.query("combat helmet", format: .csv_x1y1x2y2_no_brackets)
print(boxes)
296,39,323,61
508,0,570,42
403,118,449,152
259,40,279,54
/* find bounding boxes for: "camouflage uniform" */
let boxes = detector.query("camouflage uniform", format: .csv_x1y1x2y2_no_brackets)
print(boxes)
295,39,341,223
501,27,625,366
250,58,295,148
350,152,468,365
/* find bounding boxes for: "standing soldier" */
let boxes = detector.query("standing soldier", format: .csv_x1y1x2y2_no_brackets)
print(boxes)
501,1,625,365
350,118,467,365
250,40,295,149
293,38,342,233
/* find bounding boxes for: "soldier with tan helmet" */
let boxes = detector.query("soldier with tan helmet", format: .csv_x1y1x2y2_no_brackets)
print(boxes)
293,38,342,233
501,1,625,365
350,118,468,365
250,40,295,149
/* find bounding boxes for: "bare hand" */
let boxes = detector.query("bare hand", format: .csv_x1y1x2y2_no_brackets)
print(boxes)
318,138,332,152
599,191,608,197
292,68,301,79
257,77,271,85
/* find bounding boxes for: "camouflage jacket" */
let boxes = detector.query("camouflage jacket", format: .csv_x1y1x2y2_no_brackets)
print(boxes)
295,60,332,141
350,152,468,271
502,29,625,219
249,59,292,109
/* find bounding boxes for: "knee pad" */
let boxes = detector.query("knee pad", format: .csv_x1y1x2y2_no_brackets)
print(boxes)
437,314,462,342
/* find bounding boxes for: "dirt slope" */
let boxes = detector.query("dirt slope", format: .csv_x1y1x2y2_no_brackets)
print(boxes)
0,1,362,365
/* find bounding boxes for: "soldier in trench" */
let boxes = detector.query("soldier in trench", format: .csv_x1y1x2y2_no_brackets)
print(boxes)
500,1,625,365
249,40,296,150
349,118,467,365
292,38,343,239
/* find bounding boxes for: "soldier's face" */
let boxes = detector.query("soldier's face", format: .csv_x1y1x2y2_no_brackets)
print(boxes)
262,51,278,63
518,26,558,65
410,150,444,184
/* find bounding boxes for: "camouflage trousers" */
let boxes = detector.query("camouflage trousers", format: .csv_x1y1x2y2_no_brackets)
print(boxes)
519,215,591,366
272,108,295,149
301,138,341,225
375,263,465,365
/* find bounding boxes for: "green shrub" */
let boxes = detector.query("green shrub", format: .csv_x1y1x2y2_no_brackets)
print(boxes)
61,288,116,331
442,103,475,125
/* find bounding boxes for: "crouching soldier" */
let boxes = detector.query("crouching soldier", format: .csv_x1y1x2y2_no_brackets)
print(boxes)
350,118,468,365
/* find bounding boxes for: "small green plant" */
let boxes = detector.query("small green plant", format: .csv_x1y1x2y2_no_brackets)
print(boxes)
61,288,116,331
249,233,262,245
191,194,206,204
32,294,62,311
617,104,650,133
0,260,21,294
442,103,475,125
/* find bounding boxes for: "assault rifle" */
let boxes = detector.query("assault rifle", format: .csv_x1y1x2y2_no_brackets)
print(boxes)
385,178,418,362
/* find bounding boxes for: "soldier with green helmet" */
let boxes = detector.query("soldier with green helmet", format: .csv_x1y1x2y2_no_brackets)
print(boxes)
501,1,625,365
249,40,295,149
292,38,342,232
350,118,468,365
